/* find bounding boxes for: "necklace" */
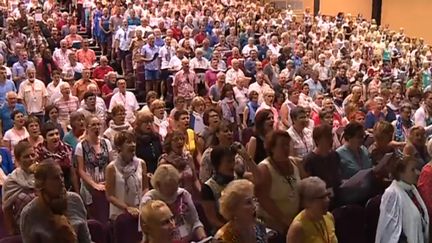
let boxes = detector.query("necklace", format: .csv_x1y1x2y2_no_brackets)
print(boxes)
269,158,296,191
229,222,256,243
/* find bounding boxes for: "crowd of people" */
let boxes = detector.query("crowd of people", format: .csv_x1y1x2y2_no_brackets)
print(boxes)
1,0,432,242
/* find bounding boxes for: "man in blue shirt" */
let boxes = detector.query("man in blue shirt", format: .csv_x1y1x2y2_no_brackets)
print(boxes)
141,34,160,96
0,66,16,106
0,91,26,135
304,71,324,98
11,50,35,90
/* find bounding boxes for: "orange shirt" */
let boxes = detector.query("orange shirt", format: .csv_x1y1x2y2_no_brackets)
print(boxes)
72,79,99,101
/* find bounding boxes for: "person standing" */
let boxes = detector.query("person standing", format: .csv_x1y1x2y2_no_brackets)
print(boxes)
17,67,48,122
109,79,139,125
173,59,198,107
114,20,133,75
141,34,161,95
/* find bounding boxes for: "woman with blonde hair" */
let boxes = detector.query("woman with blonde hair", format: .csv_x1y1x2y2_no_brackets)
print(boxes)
256,88,278,129
215,179,267,242
286,177,337,243
140,200,176,243
189,96,206,136
141,164,207,242
149,99,169,141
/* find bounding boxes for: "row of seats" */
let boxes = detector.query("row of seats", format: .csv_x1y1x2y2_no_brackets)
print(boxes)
333,195,382,243
0,208,141,243
0,186,383,243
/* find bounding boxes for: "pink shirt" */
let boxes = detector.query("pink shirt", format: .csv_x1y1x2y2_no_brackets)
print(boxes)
76,49,96,69
173,69,198,100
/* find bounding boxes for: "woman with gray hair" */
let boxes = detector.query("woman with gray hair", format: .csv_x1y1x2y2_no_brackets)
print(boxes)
141,164,207,242
286,177,337,243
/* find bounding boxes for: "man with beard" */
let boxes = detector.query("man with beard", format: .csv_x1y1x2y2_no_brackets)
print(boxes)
20,160,91,243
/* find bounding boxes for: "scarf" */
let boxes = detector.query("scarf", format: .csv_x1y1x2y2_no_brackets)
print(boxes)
37,141,72,169
247,101,259,124
154,115,169,139
395,116,413,142
108,120,132,132
114,156,141,206
2,168,35,208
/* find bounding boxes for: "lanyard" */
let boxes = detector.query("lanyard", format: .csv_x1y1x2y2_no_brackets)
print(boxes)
313,219,330,243
119,92,126,106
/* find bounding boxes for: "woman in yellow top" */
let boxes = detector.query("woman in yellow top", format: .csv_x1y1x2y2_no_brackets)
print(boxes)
286,176,338,243
172,109,204,165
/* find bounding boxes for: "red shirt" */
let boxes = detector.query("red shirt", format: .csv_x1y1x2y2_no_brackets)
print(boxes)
56,19,67,32
418,163,432,219
171,27,182,41
101,83,114,107
92,65,114,88
194,32,207,45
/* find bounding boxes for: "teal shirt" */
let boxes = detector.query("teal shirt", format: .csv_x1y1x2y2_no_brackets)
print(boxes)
383,49,391,61
336,144,372,179
63,131,78,151
422,71,431,89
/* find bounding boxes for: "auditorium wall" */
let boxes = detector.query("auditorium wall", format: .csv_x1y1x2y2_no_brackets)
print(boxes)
319,0,372,19
381,0,432,44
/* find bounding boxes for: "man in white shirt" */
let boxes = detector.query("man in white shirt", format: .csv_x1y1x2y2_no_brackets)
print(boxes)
17,67,48,120
241,37,258,58
267,36,281,56
46,70,66,104
168,47,185,73
313,54,332,83
53,40,72,71
225,59,245,85
114,20,133,75
304,70,324,98
135,17,153,38
189,48,209,71
178,28,196,49
248,72,270,104
109,79,139,124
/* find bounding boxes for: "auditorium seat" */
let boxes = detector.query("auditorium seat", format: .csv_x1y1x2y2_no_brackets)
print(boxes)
88,219,108,243
0,235,21,243
0,209,8,239
88,190,110,225
332,205,367,243
112,213,142,243
365,194,382,243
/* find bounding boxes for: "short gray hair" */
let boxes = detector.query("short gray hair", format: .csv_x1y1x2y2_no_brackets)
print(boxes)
298,176,327,204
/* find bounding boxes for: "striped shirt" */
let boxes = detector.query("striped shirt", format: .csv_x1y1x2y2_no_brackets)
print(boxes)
54,95,80,124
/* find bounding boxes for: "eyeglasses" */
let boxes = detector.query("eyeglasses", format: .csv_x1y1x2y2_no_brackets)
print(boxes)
244,196,258,206
313,191,331,200
90,122,102,127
